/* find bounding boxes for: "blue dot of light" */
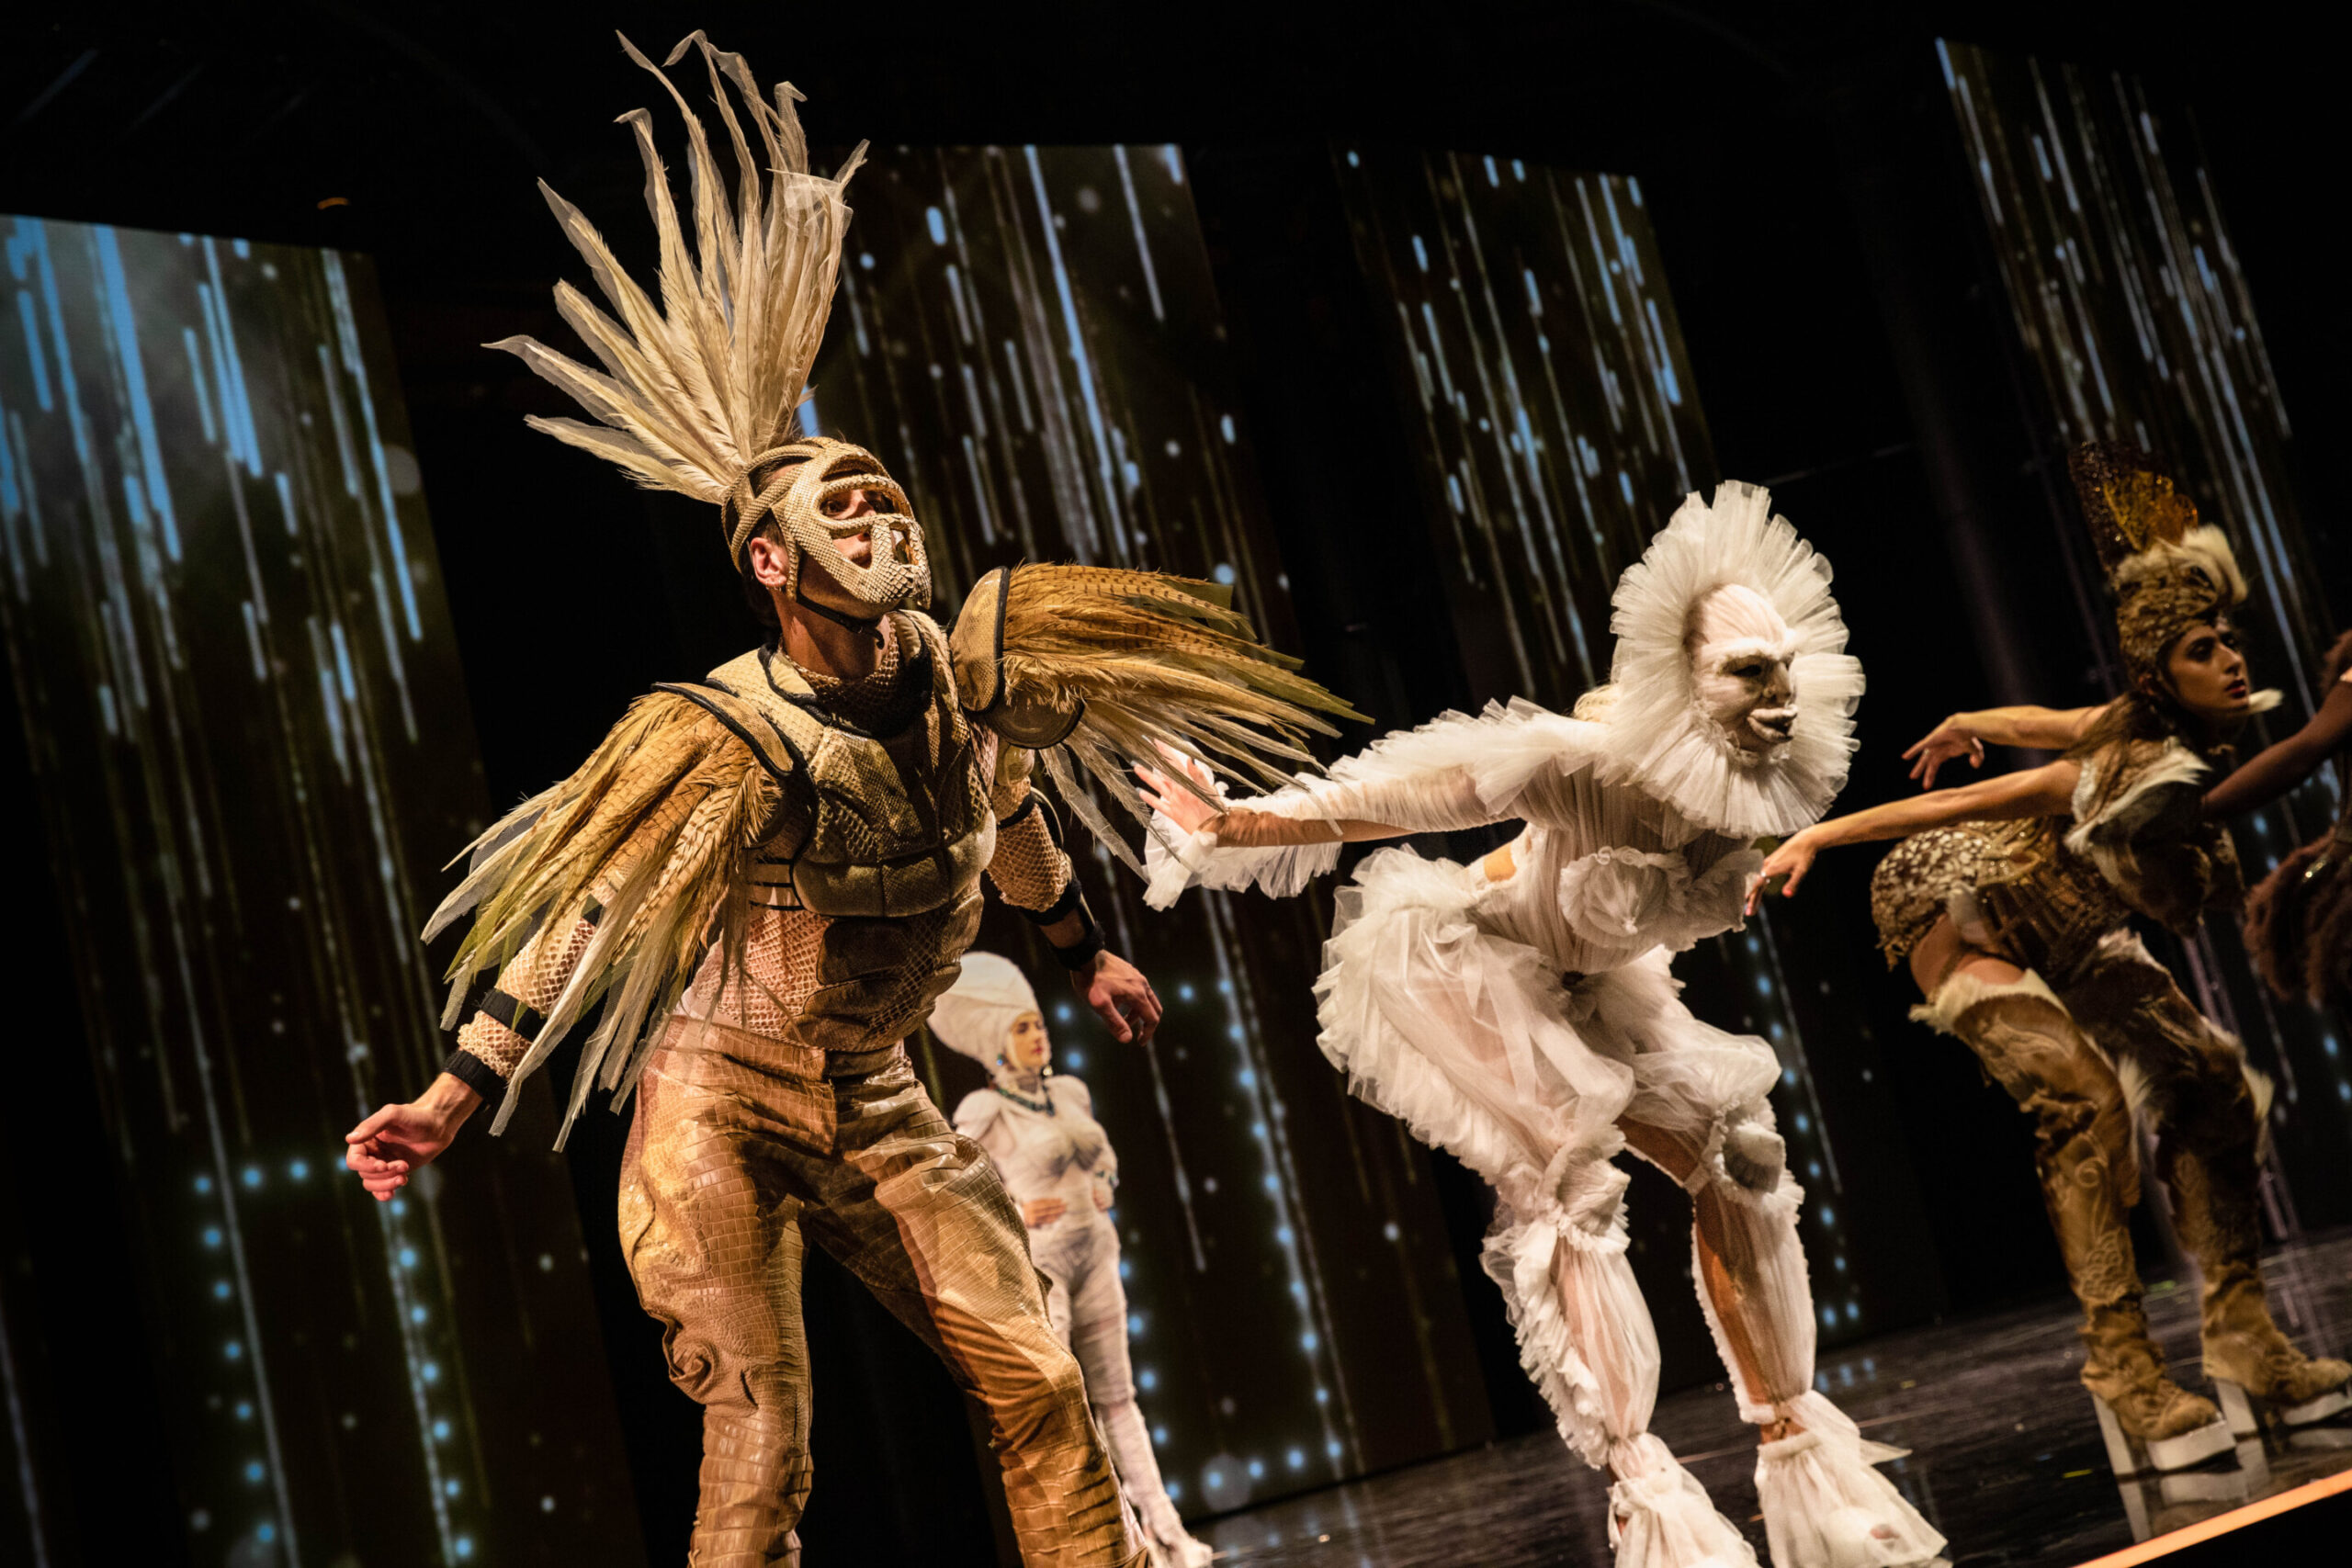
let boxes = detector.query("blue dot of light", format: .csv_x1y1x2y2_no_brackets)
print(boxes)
399,1247,418,1269
242,1167,262,1189
1206,1471,1222,1487
213,1280,232,1300
288,1160,309,1180
1819,1207,1836,1226
1213,562,1237,586
421,1361,441,1383
1055,1003,1073,1022
1178,983,1196,1001
1325,1439,1341,1459
445,1480,460,1497
1138,1369,1157,1391
433,1418,451,1440
1248,1459,1264,1478
1820,1307,1837,1327
390,1199,406,1217
225,1341,243,1360
202,1227,222,1248
257,1522,275,1542
411,1305,427,1325
1261,1174,1279,1193
1845,1302,1860,1322
1238,1068,1256,1087
1167,1480,1183,1499
1383,1223,1399,1241
1251,1122,1268,1138
1275,1226,1294,1245
455,1538,475,1560
1794,1112,1811,1133
195,1175,213,1194
1128,1314,1144,1335
541,1496,556,1513
1065,1050,1084,1069
1119,1260,1132,1279
1288,1449,1305,1469
234,1402,252,1421
1153,1427,1168,1443
1300,1331,1318,1351
244,1461,264,1483
1315,1388,1329,1404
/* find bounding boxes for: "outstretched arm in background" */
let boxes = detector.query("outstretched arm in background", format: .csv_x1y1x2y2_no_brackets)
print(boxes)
2204,678,2352,818
1903,703,2109,788
1747,760,2080,914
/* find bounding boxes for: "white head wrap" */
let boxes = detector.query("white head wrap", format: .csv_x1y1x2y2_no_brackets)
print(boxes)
929,952,1042,1065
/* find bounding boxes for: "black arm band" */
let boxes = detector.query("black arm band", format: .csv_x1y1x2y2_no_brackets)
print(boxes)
1017,877,1089,928
477,986,545,1041
1047,909,1106,971
440,1048,505,1100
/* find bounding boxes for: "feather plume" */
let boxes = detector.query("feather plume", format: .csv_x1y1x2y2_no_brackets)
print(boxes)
965,564,1366,874
487,31,865,506
428,693,779,1144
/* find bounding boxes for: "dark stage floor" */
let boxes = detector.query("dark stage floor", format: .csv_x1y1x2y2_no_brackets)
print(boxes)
1198,1232,2352,1567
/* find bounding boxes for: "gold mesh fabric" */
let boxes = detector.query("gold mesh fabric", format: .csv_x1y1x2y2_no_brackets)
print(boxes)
619,1024,1140,1566
457,913,599,1077
1869,819,2128,976
989,791,1074,915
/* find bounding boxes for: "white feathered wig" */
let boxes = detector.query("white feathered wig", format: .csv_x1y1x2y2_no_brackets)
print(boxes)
1589,481,1863,840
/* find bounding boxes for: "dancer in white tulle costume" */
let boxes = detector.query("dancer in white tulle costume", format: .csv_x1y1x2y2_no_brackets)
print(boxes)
933,953,1216,1568
1140,484,1946,1568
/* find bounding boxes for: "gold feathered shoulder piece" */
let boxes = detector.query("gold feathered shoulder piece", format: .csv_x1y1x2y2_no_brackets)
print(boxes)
426,691,784,1143
950,564,1364,872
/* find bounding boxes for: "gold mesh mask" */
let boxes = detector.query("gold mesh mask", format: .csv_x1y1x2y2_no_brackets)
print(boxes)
727,436,932,615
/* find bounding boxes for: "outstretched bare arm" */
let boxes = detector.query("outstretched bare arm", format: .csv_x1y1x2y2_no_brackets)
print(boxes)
2204,679,2352,818
1904,703,2109,788
1747,759,2080,913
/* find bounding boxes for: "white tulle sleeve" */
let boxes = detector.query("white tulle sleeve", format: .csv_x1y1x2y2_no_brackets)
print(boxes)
1143,701,1597,908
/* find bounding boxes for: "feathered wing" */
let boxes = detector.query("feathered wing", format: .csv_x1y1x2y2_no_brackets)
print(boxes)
484,31,865,505
428,693,780,1144
952,564,1364,874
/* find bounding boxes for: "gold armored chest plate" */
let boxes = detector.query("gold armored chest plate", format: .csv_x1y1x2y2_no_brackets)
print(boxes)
662,617,996,920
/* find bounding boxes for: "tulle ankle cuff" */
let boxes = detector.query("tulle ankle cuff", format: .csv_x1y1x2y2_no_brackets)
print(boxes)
1605,1435,1759,1568
1754,1393,1946,1568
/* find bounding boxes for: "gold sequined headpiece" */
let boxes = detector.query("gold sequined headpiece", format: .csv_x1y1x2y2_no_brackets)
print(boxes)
2067,442,2249,681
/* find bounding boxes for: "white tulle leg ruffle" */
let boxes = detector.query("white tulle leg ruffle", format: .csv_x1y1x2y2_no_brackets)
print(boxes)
1609,1435,1760,1568
1754,1393,1947,1568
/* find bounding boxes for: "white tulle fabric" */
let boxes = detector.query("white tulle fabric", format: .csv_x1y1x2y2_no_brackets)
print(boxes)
1755,1393,1948,1568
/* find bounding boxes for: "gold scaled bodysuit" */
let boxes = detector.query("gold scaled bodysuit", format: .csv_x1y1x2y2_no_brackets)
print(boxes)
455,615,1140,1568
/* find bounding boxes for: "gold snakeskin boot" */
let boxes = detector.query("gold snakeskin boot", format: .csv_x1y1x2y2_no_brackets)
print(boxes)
2081,1303,2233,1470
2200,1262,2352,1430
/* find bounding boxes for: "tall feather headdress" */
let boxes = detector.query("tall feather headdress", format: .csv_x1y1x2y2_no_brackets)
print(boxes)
488,31,865,547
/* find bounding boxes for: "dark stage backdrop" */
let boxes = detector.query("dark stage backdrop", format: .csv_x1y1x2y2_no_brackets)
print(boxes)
795,143,1495,1522
1937,43,2352,1231
1329,146,1940,1363
0,217,639,1567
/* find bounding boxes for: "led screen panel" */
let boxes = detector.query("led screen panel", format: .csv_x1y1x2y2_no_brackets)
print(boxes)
810,144,1495,1515
0,217,640,1566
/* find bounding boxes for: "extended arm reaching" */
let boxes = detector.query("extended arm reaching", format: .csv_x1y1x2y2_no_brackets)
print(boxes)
1905,703,2110,788
1747,759,2080,913
2204,678,2352,818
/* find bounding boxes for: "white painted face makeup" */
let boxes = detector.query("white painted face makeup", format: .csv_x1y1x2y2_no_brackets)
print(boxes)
1687,582,1799,759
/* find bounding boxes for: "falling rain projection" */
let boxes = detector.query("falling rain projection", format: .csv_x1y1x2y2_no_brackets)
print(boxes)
0,218,638,1567
1332,148,1875,1343
1333,148,1713,709
811,145,1494,1511
1939,42,2352,1193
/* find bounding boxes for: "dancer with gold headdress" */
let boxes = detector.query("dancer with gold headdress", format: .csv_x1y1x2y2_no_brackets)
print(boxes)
339,33,1355,1566
1145,485,1945,1568
1756,443,2352,1472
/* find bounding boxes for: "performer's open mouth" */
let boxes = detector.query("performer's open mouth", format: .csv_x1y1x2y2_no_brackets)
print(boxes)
1748,708,1796,743
2225,678,2249,701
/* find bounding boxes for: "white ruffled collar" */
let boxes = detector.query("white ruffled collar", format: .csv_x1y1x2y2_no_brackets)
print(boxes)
1589,481,1861,840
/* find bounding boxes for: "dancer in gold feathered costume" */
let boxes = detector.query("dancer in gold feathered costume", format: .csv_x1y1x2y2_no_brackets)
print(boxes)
342,34,1355,1568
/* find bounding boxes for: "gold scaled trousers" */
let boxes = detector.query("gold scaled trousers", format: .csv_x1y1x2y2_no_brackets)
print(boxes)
619,1017,1141,1567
